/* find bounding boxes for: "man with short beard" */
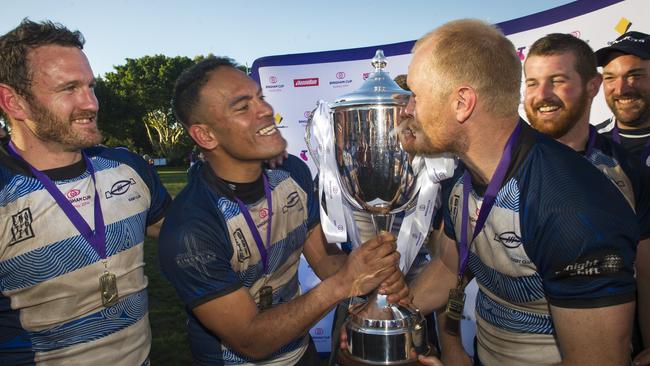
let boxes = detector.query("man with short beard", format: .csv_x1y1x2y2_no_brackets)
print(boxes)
0,20,171,365
594,31,650,168
524,32,650,365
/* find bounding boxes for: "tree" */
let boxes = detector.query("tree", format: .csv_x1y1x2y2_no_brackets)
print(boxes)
143,109,191,165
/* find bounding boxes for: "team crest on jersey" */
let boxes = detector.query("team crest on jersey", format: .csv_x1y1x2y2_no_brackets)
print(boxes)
233,228,251,262
9,208,35,246
105,178,137,199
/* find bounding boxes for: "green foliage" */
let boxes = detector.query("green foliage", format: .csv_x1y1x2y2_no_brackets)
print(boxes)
96,55,196,157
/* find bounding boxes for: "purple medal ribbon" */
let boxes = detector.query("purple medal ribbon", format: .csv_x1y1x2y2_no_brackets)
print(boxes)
234,174,273,273
7,142,107,258
612,124,650,164
458,123,522,276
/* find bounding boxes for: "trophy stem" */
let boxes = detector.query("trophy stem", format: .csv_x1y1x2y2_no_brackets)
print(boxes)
371,213,395,235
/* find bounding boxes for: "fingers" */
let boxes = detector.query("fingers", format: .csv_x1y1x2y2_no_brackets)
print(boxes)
339,324,349,350
418,354,444,366
634,347,650,366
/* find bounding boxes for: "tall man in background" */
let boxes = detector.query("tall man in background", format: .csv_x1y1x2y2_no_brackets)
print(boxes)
523,32,650,365
594,31,650,166
0,20,170,365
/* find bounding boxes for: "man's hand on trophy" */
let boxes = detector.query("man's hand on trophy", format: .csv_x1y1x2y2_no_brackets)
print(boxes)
377,265,410,305
338,232,400,298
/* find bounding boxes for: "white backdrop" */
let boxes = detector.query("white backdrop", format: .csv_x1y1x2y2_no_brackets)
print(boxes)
251,0,650,355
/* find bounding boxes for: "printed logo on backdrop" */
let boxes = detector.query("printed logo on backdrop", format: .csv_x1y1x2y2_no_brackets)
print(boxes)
265,75,285,92
329,71,352,88
362,72,370,80
274,113,287,129
298,110,312,125
9,208,35,246
300,150,309,161
294,78,319,87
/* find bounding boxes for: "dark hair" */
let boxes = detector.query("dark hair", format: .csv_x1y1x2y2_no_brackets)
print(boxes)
172,57,239,127
527,33,597,84
0,18,85,100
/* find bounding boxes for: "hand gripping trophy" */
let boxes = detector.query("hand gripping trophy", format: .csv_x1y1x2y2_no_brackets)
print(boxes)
306,50,455,365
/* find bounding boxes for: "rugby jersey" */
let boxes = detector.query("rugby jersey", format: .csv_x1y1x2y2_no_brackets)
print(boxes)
0,143,170,365
159,155,319,365
442,121,637,365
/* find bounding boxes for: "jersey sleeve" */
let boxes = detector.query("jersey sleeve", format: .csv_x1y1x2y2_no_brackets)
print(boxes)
522,148,638,309
140,162,172,226
158,190,241,309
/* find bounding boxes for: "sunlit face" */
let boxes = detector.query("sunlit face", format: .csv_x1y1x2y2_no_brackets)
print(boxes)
199,67,286,162
602,53,650,128
25,45,102,151
524,53,591,139
403,41,459,155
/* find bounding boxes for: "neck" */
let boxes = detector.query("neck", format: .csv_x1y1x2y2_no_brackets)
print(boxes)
10,132,82,171
205,153,263,183
557,119,590,152
616,117,650,131
460,117,519,185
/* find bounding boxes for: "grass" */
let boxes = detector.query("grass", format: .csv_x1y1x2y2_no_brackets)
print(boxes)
146,167,192,365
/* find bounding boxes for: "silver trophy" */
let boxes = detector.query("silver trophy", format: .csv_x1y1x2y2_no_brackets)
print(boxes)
307,50,432,365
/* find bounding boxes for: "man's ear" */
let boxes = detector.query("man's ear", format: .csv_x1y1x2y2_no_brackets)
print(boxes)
587,73,603,99
0,83,29,121
188,123,219,151
453,86,477,124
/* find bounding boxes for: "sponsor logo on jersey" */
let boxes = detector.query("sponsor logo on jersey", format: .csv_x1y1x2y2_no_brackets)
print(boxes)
9,208,35,246
555,253,623,277
494,231,522,248
105,178,137,198
282,191,301,213
233,228,251,262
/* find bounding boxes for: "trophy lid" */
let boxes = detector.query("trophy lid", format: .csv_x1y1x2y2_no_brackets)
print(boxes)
333,49,411,107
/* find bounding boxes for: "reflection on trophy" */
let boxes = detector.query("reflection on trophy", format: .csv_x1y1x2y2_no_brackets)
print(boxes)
306,50,435,365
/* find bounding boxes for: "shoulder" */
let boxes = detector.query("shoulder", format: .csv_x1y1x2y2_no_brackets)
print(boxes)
594,118,614,133
84,146,152,174
271,154,313,189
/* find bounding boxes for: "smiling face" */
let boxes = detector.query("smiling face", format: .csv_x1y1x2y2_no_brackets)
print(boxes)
24,45,102,151
197,67,286,163
602,52,650,128
524,52,592,139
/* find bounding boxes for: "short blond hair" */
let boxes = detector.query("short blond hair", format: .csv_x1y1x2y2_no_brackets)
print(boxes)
413,19,521,118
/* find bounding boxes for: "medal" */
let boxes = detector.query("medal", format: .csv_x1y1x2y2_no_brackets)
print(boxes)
258,285,273,311
444,286,466,336
100,271,119,307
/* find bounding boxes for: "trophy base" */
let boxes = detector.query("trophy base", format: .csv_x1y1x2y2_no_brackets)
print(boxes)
336,343,437,366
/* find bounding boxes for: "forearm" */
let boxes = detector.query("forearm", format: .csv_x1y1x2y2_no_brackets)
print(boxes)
638,238,650,346
312,253,347,280
230,274,348,358
411,258,457,315
436,312,472,366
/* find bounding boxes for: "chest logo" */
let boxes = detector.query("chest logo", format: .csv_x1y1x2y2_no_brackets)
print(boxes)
282,191,300,213
494,231,522,248
9,208,35,246
105,178,136,199
233,228,251,262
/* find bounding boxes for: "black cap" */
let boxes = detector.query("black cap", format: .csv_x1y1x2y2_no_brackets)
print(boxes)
595,31,650,66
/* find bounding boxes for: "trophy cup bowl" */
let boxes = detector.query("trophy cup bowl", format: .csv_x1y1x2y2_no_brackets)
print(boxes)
330,50,431,365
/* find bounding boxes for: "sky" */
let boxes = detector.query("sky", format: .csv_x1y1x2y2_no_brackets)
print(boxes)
1,0,574,77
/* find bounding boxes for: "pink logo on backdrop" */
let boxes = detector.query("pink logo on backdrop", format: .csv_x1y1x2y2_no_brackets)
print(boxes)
269,76,278,84
304,111,311,119
300,150,309,161
362,72,370,80
336,72,346,79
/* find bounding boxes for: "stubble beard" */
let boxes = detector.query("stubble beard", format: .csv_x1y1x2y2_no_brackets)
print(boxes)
526,91,590,139
30,100,102,151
